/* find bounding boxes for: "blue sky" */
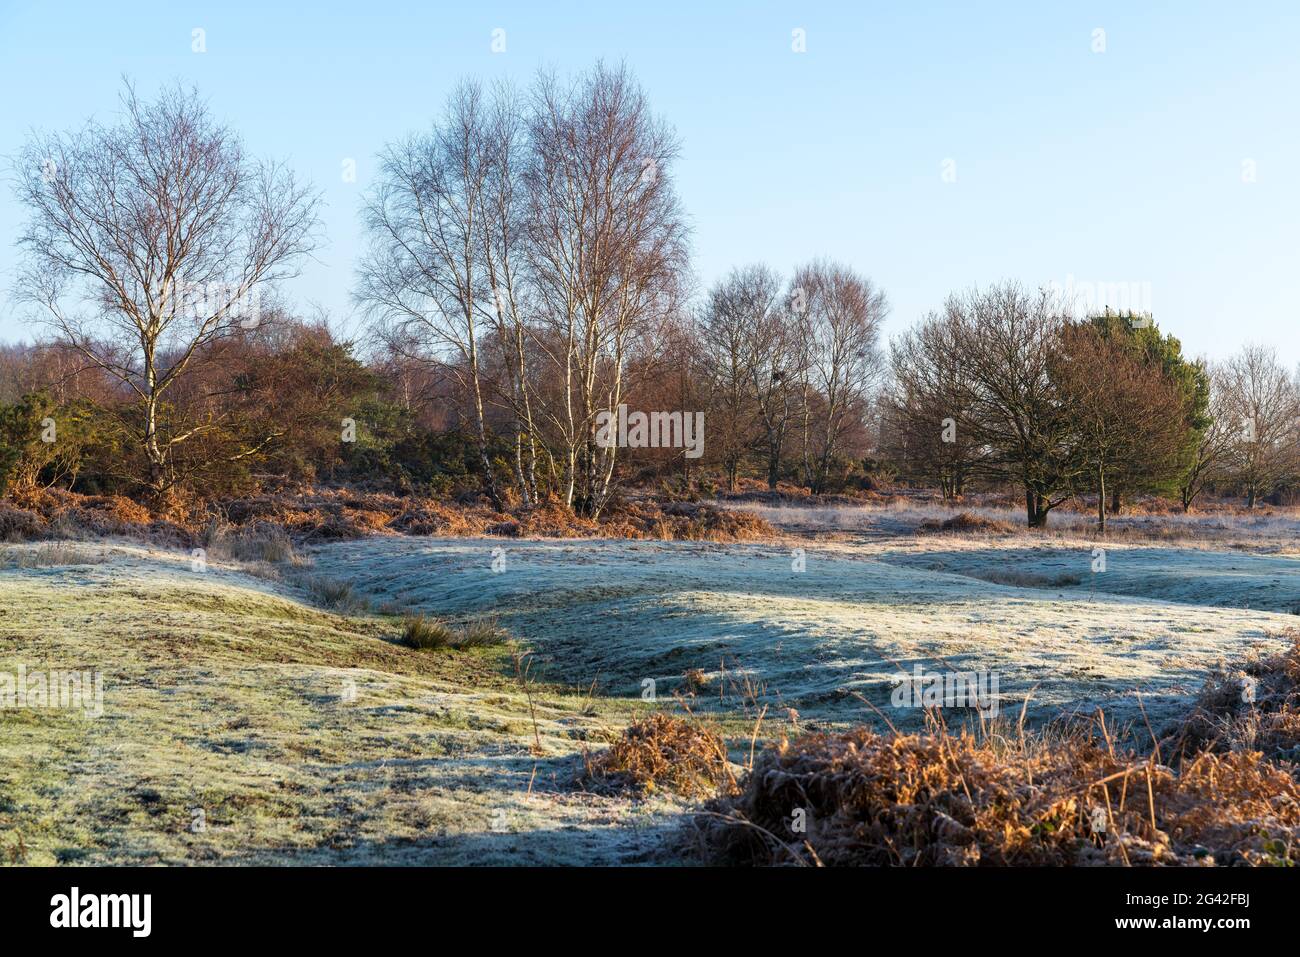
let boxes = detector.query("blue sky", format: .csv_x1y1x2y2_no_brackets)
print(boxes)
1,0,1298,365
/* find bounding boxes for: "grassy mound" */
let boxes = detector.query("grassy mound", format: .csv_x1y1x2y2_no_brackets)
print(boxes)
0,548,675,865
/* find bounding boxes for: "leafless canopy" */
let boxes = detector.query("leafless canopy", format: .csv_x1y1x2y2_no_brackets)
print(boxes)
524,62,690,514
13,80,320,493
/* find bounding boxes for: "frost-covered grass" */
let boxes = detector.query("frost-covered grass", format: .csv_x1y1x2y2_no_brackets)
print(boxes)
0,543,676,865
875,540,1300,614
730,498,1300,547
310,535,1295,733
2,528,1294,865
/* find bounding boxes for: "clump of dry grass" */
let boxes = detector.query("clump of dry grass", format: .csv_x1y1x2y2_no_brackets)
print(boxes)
209,520,298,564
305,575,367,612
455,618,510,649
696,717,1300,866
401,615,458,649
1163,630,1300,766
653,502,775,541
0,502,47,541
584,713,738,798
918,512,1016,535
0,543,106,567
681,668,712,693
391,500,493,536
401,614,509,651
1,485,776,548
482,499,775,542
0,487,190,546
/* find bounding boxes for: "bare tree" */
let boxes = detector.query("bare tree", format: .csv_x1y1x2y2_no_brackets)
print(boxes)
13,81,320,496
358,81,505,508
744,268,801,490
524,63,689,516
475,82,542,505
949,282,1083,527
1218,344,1300,507
886,309,982,499
790,261,887,493
696,267,775,490
1178,362,1235,511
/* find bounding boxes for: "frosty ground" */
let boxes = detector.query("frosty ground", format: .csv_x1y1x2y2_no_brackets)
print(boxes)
1,504,1296,865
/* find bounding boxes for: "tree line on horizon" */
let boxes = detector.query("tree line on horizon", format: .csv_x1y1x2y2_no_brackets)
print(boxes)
1,69,1298,527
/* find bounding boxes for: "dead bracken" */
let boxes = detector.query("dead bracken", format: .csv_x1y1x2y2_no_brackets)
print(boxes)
583,713,738,799
918,512,1016,535
695,720,1300,866
0,486,775,548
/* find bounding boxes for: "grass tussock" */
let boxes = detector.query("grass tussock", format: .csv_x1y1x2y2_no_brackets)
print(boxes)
401,614,509,651
305,575,367,613
584,713,738,799
681,668,712,693
981,569,1084,589
695,718,1300,866
208,520,299,564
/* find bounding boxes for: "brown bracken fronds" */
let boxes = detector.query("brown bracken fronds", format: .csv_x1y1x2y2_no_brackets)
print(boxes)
918,512,1016,535
584,713,738,799
696,719,1300,866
